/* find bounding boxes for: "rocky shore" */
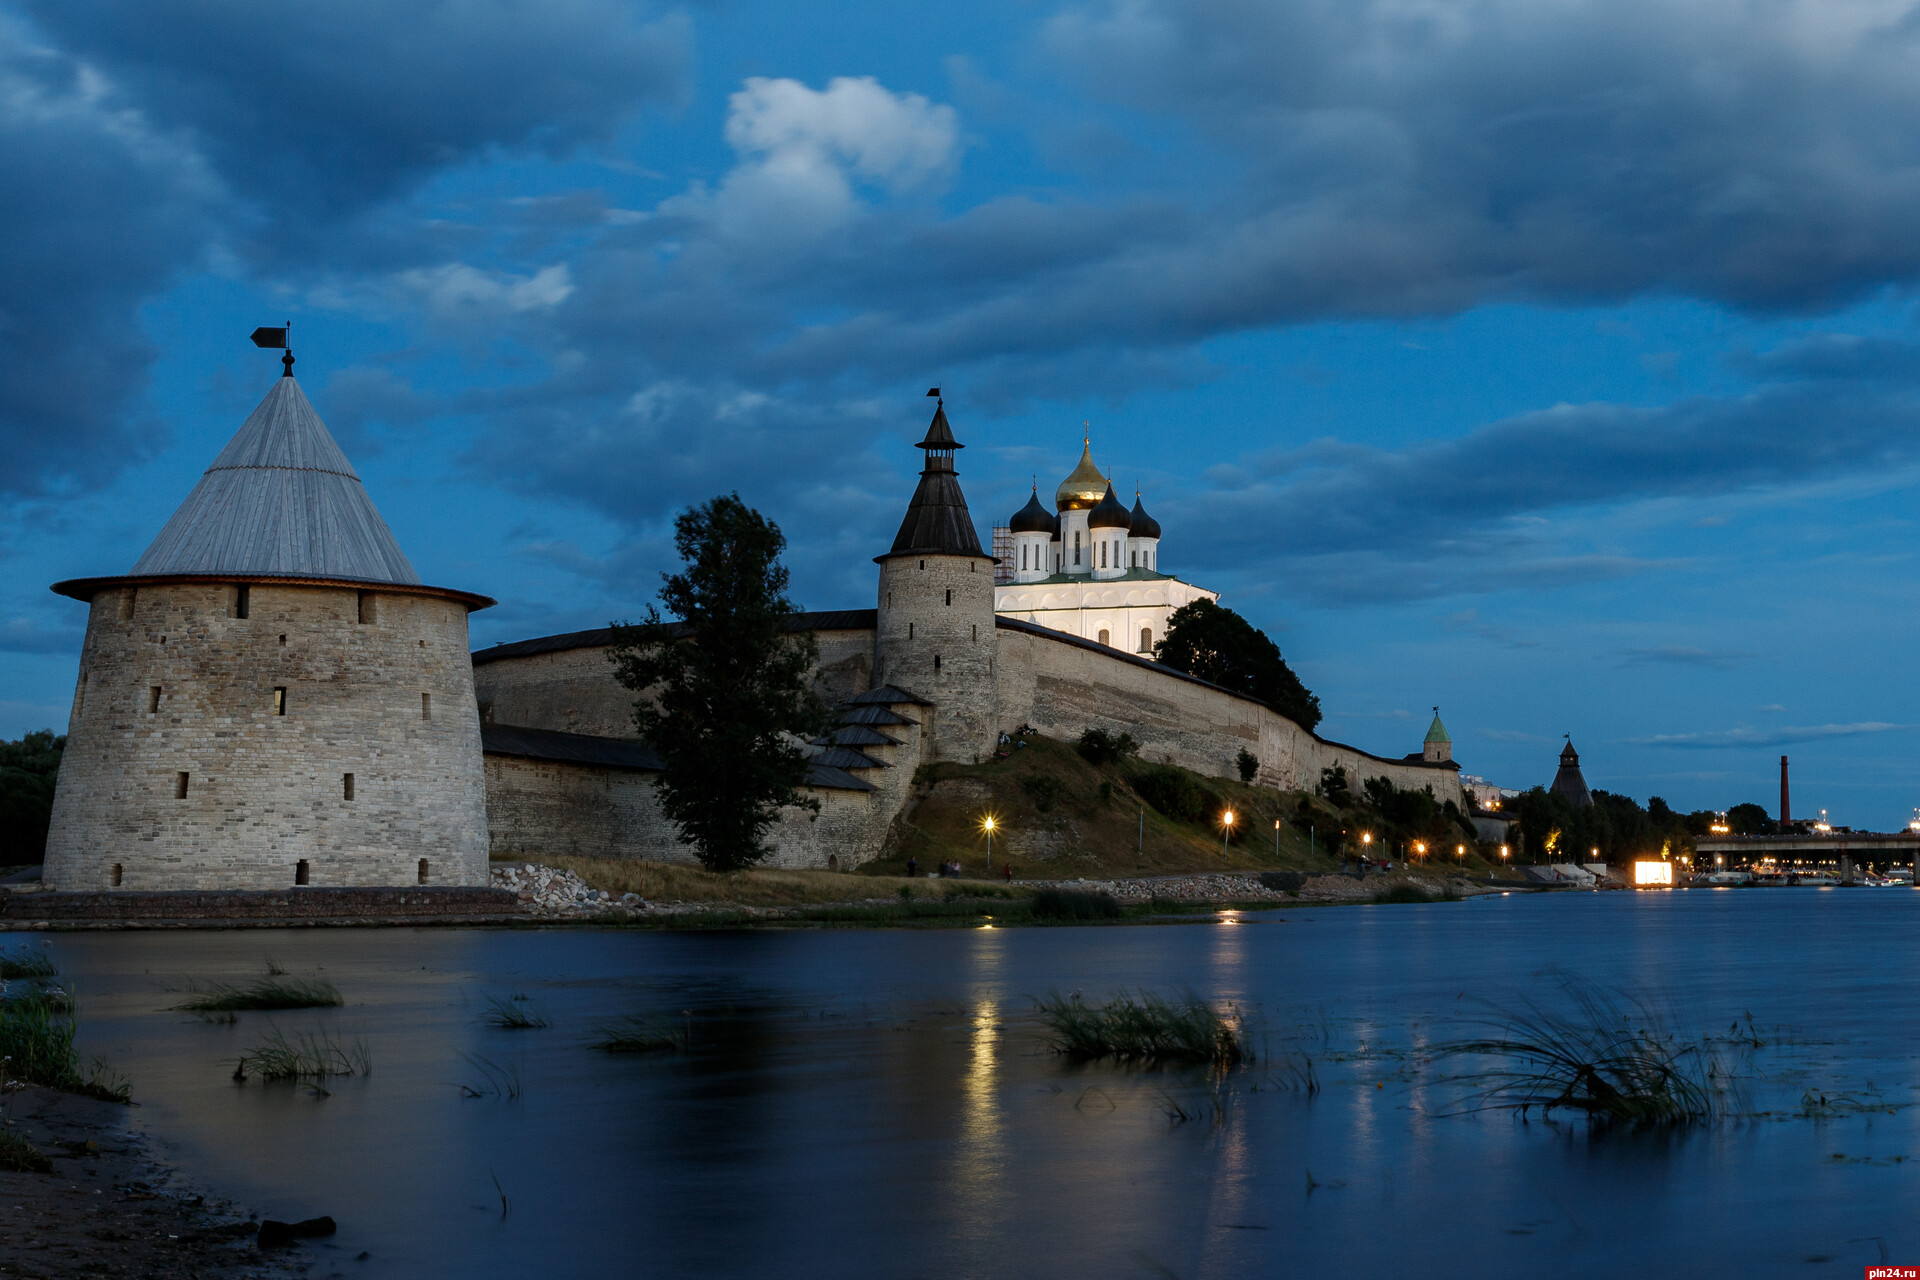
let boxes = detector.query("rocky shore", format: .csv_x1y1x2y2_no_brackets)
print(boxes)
0,1086,307,1279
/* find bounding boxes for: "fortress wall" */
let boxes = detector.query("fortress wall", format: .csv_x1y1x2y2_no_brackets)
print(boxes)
994,624,1463,805
483,756,679,860
46,582,490,891
472,627,876,737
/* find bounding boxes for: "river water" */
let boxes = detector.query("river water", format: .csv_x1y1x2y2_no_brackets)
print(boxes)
26,887,1920,1278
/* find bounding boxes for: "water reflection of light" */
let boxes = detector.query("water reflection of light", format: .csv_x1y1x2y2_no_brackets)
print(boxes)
953,996,1003,1227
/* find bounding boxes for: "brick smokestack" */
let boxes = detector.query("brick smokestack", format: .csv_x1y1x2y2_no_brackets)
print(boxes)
1780,754,1791,827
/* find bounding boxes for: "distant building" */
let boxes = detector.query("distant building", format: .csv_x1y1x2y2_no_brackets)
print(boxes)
1550,738,1594,808
990,436,1217,654
1461,774,1520,811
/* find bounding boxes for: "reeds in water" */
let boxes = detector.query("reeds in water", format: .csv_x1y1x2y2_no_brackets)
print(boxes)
231,1026,371,1082
0,945,56,981
1435,985,1720,1128
171,977,342,1013
0,989,127,1102
481,995,550,1030
1037,991,1244,1067
1031,889,1123,921
589,1015,682,1053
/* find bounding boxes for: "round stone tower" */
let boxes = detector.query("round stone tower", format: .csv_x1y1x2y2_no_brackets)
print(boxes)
43,357,495,891
875,394,998,762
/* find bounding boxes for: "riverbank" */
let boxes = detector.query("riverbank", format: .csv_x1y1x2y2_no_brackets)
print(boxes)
0,1086,304,1279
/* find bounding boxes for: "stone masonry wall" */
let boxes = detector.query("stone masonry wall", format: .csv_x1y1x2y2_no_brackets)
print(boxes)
472,626,876,737
44,582,490,890
875,555,997,762
993,622,1465,806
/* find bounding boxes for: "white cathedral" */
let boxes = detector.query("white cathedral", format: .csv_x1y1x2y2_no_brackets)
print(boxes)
991,438,1218,654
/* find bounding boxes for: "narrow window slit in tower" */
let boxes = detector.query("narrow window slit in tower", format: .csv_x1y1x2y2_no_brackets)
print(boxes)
110,863,123,887
174,772,189,799
119,588,136,621
934,654,942,671
357,591,375,625
972,624,977,640
234,585,250,619
421,692,431,721
342,773,355,801
148,686,161,714
279,634,287,646
908,623,913,639
919,560,925,570
945,589,952,606
273,687,286,716
418,859,430,885
295,859,310,886
75,673,86,720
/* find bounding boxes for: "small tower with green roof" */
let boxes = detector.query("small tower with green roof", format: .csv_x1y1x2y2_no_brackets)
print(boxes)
1423,707,1452,763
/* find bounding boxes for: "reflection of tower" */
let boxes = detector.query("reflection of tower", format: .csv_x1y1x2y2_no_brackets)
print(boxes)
875,393,998,762
1780,754,1792,827
1550,736,1594,808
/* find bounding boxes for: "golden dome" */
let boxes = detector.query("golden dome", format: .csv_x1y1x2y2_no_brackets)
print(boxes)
1054,442,1108,512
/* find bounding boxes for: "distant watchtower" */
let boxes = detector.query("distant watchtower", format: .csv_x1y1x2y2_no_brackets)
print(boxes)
43,354,495,891
1423,708,1452,763
1550,737,1594,808
874,393,998,762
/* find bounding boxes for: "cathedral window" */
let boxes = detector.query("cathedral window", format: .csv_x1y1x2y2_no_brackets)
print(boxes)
1098,629,1110,646
1099,542,1106,569
1073,531,1080,565
1140,627,1152,652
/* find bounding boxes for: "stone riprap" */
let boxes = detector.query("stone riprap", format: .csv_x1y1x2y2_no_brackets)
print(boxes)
1022,872,1502,903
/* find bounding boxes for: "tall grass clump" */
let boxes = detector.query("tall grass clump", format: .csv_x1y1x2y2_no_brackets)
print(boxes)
171,976,342,1013
1031,888,1123,921
1037,991,1245,1067
481,995,550,1030
589,1015,683,1054
0,1129,52,1174
231,1025,370,1082
1435,985,1722,1128
0,965,128,1103
0,945,56,981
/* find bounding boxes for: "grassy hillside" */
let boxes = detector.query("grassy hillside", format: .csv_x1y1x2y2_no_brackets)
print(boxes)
865,734,1364,879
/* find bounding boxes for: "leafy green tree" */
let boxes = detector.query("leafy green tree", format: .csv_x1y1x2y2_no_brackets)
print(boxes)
0,730,63,864
1076,727,1140,766
1153,599,1322,730
1236,748,1259,782
607,495,831,872
1317,764,1352,805
1726,802,1775,836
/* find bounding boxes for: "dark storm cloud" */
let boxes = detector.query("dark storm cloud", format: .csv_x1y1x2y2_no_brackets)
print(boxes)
0,0,685,498
0,23,213,496
1166,376,1920,602
17,0,687,234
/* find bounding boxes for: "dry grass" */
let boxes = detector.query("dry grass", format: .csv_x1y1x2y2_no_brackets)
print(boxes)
1037,991,1246,1067
510,855,1013,906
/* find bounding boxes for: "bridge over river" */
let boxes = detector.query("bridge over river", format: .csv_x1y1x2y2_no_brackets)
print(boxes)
1693,831,1920,872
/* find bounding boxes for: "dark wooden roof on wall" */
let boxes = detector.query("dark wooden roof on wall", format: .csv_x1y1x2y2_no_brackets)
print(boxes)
472,609,879,664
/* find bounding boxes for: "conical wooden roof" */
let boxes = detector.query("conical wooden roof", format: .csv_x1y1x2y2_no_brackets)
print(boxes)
129,377,421,585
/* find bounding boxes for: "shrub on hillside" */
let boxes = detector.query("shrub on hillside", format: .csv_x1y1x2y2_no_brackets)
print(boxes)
1076,728,1140,766
1133,765,1219,825
1021,774,1064,813
1236,748,1259,782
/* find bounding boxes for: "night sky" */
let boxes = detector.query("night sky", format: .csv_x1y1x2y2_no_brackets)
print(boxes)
4,0,1919,826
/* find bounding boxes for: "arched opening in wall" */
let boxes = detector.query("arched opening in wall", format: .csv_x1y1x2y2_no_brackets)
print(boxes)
418,859,430,885
295,859,310,886
1140,627,1152,652
110,863,122,887
1098,629,1110,646
828,854,839,871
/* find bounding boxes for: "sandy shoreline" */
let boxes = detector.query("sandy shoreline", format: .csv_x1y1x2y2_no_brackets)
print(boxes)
0,1087,309,1279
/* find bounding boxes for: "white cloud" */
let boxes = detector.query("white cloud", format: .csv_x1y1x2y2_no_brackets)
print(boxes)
684,75,959,243
396,263,574,318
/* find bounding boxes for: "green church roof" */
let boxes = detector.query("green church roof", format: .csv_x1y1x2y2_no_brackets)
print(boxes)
1424,711,1451,745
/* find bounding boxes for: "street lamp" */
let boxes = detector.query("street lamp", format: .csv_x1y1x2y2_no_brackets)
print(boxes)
1274,818,1281,859
982,814,996,863
1414,841,1426,863
1222,809,1236,855
1455,844,1465,862
1500,845,1509,860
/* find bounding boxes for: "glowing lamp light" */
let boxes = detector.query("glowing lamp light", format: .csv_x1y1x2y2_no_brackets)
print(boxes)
980,813,998,861
1633,860,1674,887
1499,845,1510,860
